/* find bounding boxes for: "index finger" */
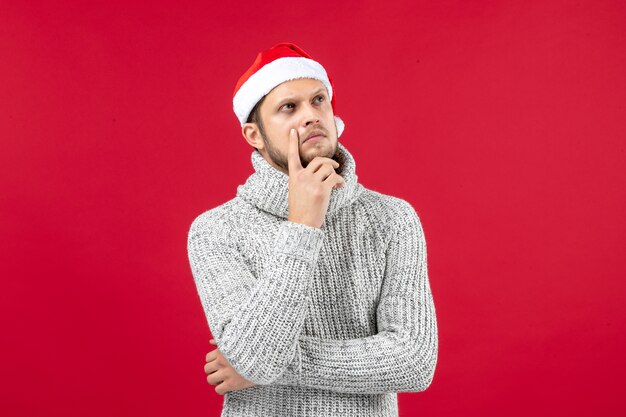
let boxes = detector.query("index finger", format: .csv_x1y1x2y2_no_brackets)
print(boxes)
287,128,303,174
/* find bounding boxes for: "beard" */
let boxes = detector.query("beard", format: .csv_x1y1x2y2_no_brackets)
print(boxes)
260,125,343,174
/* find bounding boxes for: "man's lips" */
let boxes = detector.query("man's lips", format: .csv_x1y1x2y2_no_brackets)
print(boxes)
303,134,326,143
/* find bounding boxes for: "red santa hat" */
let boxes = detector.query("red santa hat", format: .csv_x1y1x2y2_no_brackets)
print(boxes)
232,42,345,137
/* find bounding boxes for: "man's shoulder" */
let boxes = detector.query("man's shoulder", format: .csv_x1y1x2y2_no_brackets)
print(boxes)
358,188,421,227
187,197,248,243
357,188,426,249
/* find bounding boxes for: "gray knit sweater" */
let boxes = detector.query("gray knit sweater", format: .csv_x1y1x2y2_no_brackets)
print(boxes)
187,141,438,417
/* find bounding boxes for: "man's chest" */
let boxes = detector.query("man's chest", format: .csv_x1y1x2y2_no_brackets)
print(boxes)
243,217,389,339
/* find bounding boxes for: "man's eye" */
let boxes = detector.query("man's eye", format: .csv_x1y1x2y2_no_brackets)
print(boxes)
282,103,294,110
315,95,325,103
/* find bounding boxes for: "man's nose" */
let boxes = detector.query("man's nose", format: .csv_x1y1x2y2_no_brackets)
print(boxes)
305,117,320,126
302,103,320,126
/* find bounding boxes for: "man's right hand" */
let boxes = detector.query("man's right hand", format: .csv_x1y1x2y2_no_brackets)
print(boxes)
287,128,345,229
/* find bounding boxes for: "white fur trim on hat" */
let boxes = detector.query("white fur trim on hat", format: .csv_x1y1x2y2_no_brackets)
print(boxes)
233,56,333,126
334,115,345,138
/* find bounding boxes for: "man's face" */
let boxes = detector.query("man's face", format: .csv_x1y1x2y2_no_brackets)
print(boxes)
244,78,340,175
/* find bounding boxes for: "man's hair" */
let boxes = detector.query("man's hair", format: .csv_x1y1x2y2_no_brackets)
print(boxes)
246,95,268,146
246,95,267,126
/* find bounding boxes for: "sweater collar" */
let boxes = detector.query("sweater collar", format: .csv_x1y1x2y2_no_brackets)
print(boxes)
236,141,364,220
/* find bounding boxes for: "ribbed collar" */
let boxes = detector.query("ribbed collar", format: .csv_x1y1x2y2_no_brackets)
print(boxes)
236,141,365,221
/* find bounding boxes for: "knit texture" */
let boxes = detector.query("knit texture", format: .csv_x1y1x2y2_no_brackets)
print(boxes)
187,141,438,417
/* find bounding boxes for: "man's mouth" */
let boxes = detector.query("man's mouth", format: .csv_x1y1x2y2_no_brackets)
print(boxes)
304,130,326,143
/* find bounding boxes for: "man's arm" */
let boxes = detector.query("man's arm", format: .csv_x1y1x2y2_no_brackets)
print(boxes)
272,200,438,394
188,216,324,386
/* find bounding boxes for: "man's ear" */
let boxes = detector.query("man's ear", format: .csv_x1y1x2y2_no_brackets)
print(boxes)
241,122,264,150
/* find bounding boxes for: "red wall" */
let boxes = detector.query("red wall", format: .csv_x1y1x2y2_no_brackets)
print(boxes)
1,1,624,415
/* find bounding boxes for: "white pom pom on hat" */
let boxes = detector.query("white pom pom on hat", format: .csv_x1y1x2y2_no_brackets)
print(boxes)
232,42,345,138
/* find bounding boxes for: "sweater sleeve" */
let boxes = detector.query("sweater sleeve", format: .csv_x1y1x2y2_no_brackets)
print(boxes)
272,200,438,394
187,215,324,386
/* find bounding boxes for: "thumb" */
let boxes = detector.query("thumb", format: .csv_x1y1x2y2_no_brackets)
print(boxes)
287,128,302,174
209,338,217,345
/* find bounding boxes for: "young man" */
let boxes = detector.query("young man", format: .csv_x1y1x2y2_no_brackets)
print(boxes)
187,42,438,417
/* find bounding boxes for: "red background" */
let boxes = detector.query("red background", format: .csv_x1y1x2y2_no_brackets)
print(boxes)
1,1,625,415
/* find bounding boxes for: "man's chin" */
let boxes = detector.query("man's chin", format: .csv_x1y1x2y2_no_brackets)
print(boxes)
304,138,336,152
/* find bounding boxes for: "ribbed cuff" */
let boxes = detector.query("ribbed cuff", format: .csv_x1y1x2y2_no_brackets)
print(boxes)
274,221,325,263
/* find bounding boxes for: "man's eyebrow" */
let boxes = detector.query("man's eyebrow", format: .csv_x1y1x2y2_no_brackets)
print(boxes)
276,88,327,106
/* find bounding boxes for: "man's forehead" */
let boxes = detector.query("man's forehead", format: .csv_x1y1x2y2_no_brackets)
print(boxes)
265,78,328,101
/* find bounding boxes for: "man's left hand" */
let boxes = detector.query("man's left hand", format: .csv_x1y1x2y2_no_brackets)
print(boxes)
204,338,257,395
